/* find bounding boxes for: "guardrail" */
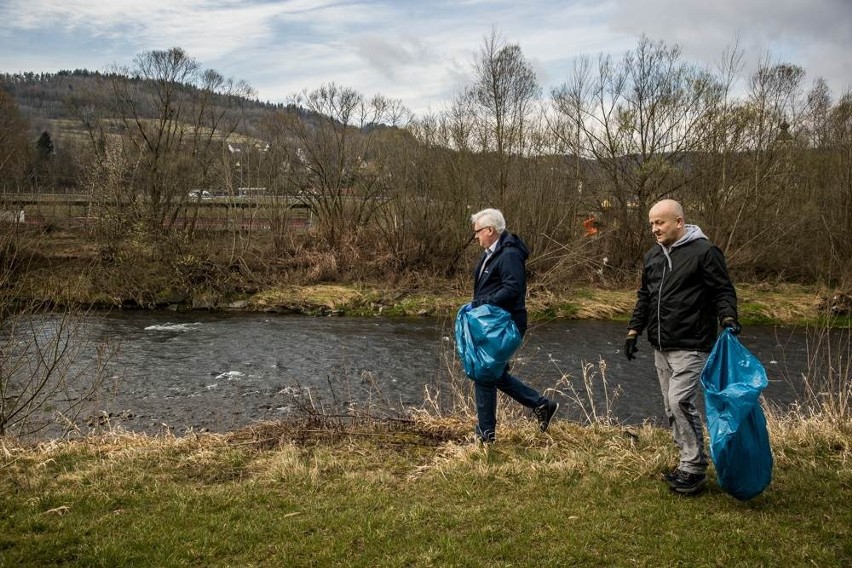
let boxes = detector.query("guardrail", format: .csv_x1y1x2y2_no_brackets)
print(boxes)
0,193,313,230
0,193,310,208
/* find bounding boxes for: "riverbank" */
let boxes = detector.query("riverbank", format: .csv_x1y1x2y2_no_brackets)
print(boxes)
16,270,844,327
243,282,837,326
2,413,849,566
184,282,846,331
4,225,847,326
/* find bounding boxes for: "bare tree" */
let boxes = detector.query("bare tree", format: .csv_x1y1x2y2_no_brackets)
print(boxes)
284,83,410,248
551,36,714,269
0,89,30,192
465,29,541,206
370,115,474,275
0,304,114,439
825,92,852,284
710,60,807,273
81,47,253,248
0,229,114,439
799,87,852,283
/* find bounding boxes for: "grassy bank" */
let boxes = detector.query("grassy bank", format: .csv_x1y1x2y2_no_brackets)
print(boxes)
240,282,850,329
1,413,849,567
4,225,847,326
159,281,841,327
10,263,840,325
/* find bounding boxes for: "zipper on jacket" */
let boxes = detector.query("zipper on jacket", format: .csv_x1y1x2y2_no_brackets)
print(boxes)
656,250,670,349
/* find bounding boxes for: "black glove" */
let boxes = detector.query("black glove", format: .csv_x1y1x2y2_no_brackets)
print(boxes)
624,335,638,360
722,317,741,335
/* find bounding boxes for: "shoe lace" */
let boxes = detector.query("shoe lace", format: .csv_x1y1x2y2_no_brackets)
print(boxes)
675,470,702,482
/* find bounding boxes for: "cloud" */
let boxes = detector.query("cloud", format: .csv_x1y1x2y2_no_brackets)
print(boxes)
607,0,852,94
0,0,849,116
351,36,430,81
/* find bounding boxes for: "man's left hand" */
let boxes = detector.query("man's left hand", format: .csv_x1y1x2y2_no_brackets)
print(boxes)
722,317,741,335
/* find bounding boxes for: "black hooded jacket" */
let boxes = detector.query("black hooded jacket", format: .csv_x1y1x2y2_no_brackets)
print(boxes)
472,231,529,335
628,225,738,351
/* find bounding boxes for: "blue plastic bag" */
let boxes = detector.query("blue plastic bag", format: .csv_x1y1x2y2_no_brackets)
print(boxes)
454,304,521,383
701,329,773,500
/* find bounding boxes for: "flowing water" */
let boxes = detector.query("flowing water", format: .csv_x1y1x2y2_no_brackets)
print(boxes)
15,311,817,437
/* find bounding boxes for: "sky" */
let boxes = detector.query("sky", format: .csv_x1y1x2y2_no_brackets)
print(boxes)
1,0,850,117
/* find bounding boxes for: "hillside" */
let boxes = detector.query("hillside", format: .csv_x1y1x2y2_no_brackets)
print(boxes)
0,69,326,145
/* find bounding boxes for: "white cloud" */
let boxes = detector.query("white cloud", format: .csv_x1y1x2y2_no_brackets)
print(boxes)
1,0,849,116
607,0,852,95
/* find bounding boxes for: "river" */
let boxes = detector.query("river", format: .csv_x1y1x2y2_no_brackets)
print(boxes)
14,311,821,438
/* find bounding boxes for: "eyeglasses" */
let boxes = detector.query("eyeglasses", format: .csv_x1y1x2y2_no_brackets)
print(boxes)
473,226,490,236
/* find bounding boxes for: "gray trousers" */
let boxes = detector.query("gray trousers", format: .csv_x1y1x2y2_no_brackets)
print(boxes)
654,349,709,474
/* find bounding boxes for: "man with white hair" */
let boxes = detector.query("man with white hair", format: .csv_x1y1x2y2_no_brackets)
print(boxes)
469,208,558,443
625,199,740,494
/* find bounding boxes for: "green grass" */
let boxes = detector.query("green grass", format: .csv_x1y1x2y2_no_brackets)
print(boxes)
2,417,849,567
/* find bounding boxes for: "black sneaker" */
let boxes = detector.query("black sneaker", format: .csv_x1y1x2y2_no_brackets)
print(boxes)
668,470,707,495
533,400,559,432
475,426,495,444
662,468,682,487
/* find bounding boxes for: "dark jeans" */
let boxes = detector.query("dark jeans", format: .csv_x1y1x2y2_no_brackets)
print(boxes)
474,365,546,440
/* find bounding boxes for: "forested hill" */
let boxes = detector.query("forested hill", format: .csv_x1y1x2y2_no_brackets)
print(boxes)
0,69,309,140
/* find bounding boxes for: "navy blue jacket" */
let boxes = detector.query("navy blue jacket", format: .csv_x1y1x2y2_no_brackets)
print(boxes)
472,232,529,336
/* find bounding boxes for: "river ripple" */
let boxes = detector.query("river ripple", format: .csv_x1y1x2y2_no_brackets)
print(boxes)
19,311,820,437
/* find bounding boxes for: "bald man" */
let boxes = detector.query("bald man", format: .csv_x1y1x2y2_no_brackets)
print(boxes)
625,199,739,495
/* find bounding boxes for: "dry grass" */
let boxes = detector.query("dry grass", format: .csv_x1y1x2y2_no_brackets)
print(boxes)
0,417,666,489
2,401,849,567
738,283,825,323
766,410,851,449
249,284,364,312
3,407,847,492
570,289,636,320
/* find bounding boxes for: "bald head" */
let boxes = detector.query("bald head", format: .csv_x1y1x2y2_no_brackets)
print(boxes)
649,199,684,220
648,199,686,246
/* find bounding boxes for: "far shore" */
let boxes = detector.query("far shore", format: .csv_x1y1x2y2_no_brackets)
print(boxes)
22,281,845,328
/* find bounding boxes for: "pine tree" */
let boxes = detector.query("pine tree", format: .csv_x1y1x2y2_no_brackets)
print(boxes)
36,130,54,157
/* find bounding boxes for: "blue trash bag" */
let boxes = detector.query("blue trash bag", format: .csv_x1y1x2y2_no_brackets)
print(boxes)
454,303,521,383
701,329,773,500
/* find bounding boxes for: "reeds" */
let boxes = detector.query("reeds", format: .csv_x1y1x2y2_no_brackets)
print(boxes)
799,319,851,422
546,356,623,426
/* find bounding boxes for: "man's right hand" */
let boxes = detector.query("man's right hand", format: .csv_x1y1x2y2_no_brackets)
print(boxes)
624,335,639,360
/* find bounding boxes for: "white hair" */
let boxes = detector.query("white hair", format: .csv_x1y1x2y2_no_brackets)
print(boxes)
471,208,506,233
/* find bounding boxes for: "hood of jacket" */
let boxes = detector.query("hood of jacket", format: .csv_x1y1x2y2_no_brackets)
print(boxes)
496,231,529,260
666,224,707,250
660,224,706,268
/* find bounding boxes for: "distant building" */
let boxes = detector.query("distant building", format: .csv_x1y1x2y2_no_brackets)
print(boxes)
238,187,267,197
0,210,25,223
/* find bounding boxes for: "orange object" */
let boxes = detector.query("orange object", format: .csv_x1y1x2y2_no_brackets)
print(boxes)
583,215,598,237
